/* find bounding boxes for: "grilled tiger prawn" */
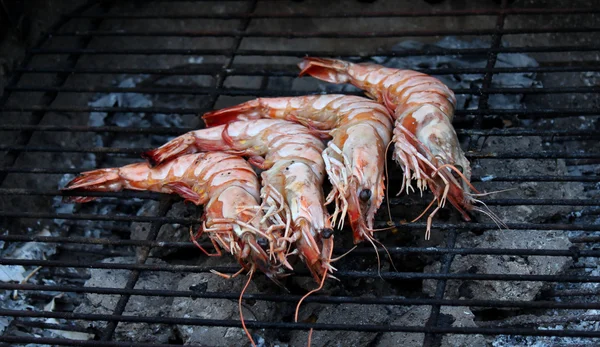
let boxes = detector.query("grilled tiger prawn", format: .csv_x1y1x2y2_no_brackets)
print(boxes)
299,57,483,238
203,95,393,245
62,152,285,280
142,119,334,283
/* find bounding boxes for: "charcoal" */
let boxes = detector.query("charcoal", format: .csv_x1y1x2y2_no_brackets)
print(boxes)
376,306,485,347
291,298,391,347
423,229,572,302
170,260,276,347
131,201,199,258
74,257,177,343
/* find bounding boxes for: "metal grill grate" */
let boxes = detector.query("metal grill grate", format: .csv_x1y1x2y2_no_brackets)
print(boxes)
1,0,599,346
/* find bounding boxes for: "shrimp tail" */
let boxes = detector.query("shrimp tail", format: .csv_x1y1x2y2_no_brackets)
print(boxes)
61,168,121,203
142,133,196,166
142,128,243,167
202,100,261,127
298,57,351,84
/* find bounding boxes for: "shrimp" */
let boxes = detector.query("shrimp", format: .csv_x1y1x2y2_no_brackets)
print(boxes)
61,152,287,280
202,95,393,246
298,57,482,238
142,119,335,283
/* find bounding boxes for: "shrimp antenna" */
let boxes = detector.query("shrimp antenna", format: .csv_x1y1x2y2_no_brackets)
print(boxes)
239,267,256,347
295,242,332,323
479,200,508,229
330,245,357,262
371,236,399,273
432,163,480,194
472,198,508,230
308,327,315,347
472,207,506,230
411,196,437,223
469,187,517,197
369,225,397,232
365,233,382,279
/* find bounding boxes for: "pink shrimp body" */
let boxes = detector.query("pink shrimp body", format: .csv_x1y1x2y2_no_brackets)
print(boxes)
202,95,393,245
142,119,334,282
298,57,474,237
62,152,285,280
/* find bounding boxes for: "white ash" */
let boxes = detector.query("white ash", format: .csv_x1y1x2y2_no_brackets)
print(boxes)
1,227,56,269
188,56,204,64
492,309,600,347
581,71,600,87
376,305,485,347
52,173,77,225
423,230,572,302
0,289,34,335
0,228,61,336
43,294,94,341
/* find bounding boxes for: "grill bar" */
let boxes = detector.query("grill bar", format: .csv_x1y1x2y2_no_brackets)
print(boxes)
1,234,596,257
3,309,600,337
66,7,600,19
1,124,598,138
13,321,92,334
4,189,599,207
3,283,600,310
3,258,600,282
1,145,596,160
424,229,459,347
3,107,598,118
0,336,178,347
471,0,506,132
53,26,600,38
6,85,598,95
25,45,600,57
1,169,597,183
11,64,600,76
2,212,597,231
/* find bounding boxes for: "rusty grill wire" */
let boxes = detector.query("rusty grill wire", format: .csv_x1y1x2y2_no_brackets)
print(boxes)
0,0,599,346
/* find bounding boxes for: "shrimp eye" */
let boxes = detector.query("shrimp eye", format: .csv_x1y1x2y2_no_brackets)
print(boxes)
322,228,334,239
359,189,372,202
451,165,464,180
